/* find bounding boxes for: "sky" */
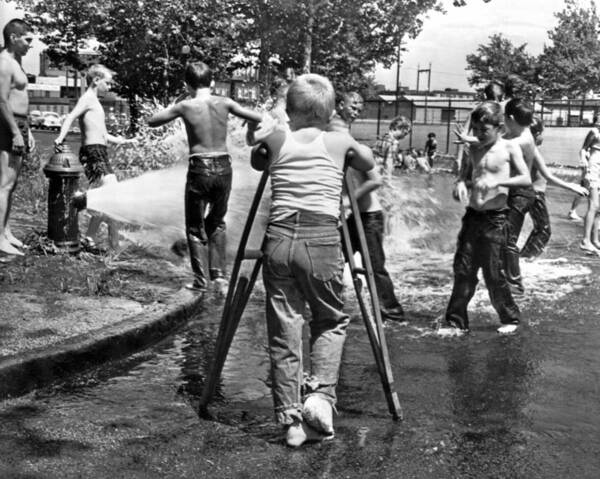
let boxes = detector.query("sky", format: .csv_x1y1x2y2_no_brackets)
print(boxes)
375,0,569,92
0,0,578,91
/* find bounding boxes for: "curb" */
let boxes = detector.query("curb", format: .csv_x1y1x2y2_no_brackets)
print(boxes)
0,296,203,400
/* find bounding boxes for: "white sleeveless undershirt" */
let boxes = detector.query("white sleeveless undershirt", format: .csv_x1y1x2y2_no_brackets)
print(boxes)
268,131,343,222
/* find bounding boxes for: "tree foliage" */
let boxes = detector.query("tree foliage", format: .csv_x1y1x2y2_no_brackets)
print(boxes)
537,0,600,97
466,1,600,99
465,33,539,99
19,0,102,71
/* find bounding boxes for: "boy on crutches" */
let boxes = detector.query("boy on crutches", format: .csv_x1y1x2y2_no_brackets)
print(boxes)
248,74,375,447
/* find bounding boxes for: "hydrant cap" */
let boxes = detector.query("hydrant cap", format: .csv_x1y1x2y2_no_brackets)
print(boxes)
43,144,84,176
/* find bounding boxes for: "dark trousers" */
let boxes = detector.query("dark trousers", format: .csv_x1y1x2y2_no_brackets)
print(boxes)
347,211,401,310
505,187,536,292
185,158,232,286
445,208,520,330
520,191,551,259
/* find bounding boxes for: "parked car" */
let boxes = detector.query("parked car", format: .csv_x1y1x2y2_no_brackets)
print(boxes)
40,111,61,130
28,110,43,128
60,115,80,134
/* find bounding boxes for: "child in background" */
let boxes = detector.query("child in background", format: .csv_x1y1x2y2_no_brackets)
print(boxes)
442,101,530,335
249,74,375,446
379,116,411,176
424,132,437,168
521,117,588,258
148,61,262,292
330,91,405,322
55,64,136,252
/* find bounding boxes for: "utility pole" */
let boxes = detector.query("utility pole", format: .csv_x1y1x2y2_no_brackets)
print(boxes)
417,63,432,123
394,38,405,116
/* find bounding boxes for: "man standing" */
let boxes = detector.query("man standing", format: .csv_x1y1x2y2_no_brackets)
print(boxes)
0,19,33,256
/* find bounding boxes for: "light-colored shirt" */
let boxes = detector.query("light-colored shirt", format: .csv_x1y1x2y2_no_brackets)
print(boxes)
269,131,343,221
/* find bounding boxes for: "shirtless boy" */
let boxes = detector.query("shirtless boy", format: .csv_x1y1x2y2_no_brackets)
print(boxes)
520,117,588,258
330,91,405,321
503,99,588,290
56,64,135,251
0,19,33,256
148,61,262,291
443,101,530,335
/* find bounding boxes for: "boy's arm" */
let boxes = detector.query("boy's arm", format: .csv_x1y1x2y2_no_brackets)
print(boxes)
227,98,263,123
347,140,375,172
55,96,90,145
106,133,137,146
498,140,531,188
0,60,21,148
147,103,183,127
533,147,588,196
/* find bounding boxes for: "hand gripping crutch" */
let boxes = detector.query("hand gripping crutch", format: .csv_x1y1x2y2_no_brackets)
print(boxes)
199,146,402,420
198,145,270,416
340,155,403,420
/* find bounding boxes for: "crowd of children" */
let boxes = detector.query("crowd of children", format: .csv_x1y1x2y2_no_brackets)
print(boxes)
7,37,589,445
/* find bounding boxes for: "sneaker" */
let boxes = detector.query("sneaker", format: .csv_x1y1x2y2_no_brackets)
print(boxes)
303,395,334,436
285,419,333,447
212,277,229,296
497,324,519,334
568,211,582,221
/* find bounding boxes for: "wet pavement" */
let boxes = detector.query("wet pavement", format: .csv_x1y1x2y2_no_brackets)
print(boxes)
2,171,600,478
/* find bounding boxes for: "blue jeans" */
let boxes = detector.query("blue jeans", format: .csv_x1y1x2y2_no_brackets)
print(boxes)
520,191,551,259
445,208,520,330
262,211,349,425
505,187,536,292
184,157,232,285
347,211,401,310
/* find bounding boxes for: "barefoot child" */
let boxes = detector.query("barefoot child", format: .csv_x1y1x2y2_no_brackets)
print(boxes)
330,91,405,322
520,116,588,258
503,99,588,290
0,19,33,257
148,61,262,291
55,64,135,252
442,101,530,335
249,74,375,446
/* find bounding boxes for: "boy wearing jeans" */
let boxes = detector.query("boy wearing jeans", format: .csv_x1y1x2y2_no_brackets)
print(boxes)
148,62,262,291
249,74,374,446
442,101,530,335
330,91,405,321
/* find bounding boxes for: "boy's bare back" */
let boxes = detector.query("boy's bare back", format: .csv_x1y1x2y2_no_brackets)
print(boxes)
178,95,232,154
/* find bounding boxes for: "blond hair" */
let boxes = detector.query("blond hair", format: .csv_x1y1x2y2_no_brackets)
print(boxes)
286,74,335,125
85,64,114,86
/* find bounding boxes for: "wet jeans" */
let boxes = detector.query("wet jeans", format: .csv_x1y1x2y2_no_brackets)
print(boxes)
445,208,520,330
505,187,536,292
262,211,349,425
347,210,401,310
520,191,551,259
185,156,232,286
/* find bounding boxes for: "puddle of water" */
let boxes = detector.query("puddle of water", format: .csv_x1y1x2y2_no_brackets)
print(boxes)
3,171,600,477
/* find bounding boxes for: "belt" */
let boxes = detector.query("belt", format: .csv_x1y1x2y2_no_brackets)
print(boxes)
188,154,231,175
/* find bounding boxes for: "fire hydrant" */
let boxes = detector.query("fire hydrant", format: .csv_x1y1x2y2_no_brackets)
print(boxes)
43,144,84,253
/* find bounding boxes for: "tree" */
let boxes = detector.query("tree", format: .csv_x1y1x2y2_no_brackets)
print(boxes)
465,34,539,99
19,0,103,91
239,0,444,91
537,0,600,97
